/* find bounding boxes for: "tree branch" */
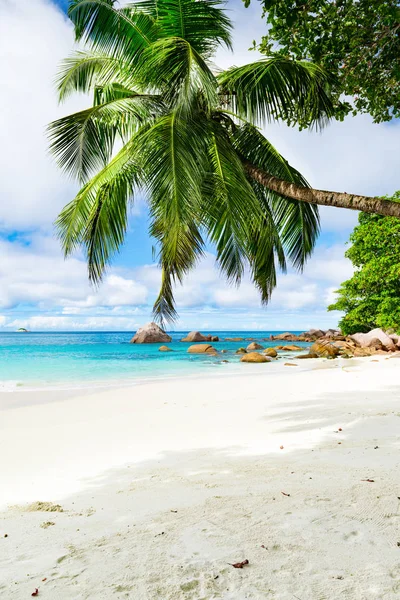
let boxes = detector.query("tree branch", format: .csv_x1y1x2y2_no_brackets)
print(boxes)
244,160,400,218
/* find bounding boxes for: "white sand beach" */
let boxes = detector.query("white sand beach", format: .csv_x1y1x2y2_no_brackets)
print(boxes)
1,357,400,599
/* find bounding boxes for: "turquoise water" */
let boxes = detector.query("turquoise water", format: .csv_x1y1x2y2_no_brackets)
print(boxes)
0,331,308,390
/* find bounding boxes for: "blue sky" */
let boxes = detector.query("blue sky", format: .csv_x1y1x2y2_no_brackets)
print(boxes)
0,0,399,332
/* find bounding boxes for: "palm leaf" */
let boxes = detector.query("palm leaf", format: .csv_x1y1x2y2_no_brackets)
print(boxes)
218,56,336,129
48,94,161,181
68,0,156,60
139,36,217,109
201,118,285,305
136,0,232,55
83,169,135,283
56,51,135,102
201,119,263,285
233,123,320,269
55,127,145,265
137,112,208,324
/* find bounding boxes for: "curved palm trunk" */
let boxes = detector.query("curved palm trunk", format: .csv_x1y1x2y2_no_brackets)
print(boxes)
244,161,400,218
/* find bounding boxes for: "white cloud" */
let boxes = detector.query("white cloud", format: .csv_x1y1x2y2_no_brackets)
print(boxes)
6,315,143,332
271,283,318,310
0,0,84,231
301,245,353,282
325,286,340,306
64,275,148,309
0,237,351,330
215,0,265,69
0,236,149,312
213,282,260,307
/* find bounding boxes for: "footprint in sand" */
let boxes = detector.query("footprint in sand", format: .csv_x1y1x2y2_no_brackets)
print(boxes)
303,496,332,507
343,530,359,542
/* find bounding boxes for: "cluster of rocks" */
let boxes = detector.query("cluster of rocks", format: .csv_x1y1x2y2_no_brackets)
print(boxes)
130,323,400,363
306,328,400,359
270,328,343,343
130,325,219,345
181,331,219,342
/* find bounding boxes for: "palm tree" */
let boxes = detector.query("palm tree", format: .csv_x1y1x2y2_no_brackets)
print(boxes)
50,0,399,324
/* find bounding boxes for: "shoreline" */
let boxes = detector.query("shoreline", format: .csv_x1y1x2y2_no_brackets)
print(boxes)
0,351,383,394
0,355,315,393
1,357,400,598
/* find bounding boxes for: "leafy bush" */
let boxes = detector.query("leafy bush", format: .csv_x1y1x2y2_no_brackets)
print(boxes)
328,192,400,334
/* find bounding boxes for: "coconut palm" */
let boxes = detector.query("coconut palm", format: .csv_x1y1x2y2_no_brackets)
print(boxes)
50,0,398,324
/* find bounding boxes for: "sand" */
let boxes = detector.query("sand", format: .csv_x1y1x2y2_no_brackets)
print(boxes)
1,357,400,599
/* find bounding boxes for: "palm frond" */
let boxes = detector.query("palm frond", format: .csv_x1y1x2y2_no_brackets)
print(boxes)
201,120,263,284
48,94,161,181
201,118,285,305
55,132,143,282
56,51,133,102
233,123,320,269
218,56,336,129
68,0,156,60
247,228,279,305
136,0,232,55
137,112,208,323
83,169,135,283
93,82,138,105
139,37,217,109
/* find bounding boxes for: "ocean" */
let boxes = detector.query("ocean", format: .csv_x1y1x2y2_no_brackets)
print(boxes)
0,331,308,391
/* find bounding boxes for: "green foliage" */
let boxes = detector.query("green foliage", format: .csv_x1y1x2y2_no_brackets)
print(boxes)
218,56,337,129
328,192,400,334
251,0,400,123
51,0,338,324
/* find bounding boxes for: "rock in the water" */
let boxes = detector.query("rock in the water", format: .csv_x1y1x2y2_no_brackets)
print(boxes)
263,348,277,358
295,352,319,359
225,337,244,341
350,328,395,350
187,344,217,354
211,336,219,342
181,331,211,342
323,328,342,339
159,345,172,352
247,342,263,351
310,341,340,358
130,322,172,344
240,352,270,363
306,328,326,338
281,345,302,352
236,347,247,354
271,332,299,341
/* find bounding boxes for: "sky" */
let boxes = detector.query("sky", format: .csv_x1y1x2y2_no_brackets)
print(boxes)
0,0,399,332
